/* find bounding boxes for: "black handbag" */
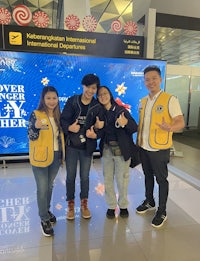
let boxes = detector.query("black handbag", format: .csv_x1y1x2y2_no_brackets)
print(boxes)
69,128,86,147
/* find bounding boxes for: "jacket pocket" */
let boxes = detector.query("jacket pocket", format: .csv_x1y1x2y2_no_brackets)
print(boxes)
154,129,170,145
33,146,48,162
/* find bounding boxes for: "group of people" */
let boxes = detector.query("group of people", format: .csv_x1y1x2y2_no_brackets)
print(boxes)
28,66,185,237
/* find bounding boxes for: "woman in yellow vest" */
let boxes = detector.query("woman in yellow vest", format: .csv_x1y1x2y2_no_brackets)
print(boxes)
28,86,65,237
136,66,185,228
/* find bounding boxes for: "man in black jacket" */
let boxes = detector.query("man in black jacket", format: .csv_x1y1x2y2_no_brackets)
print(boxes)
61,74,104,220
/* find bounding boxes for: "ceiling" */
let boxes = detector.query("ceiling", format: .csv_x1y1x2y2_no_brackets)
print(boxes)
1,0,200,66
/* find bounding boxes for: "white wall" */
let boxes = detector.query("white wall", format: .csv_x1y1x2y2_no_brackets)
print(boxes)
167,65,200,76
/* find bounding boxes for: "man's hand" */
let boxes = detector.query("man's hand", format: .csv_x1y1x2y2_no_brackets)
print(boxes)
86,126,97,139
68,119,80,133
157,115,185,133
156,117,171,132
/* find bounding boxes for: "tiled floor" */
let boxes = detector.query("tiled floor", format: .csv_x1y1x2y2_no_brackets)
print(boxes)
0,141,200,261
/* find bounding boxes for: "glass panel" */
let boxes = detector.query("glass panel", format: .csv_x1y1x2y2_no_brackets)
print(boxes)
165,75,190,126
188,76,200,128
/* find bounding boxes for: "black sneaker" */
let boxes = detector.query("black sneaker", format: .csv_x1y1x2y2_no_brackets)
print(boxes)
151,211,167,228
106,209,115,219
48,211,56,224
136,199,156,214
120,208,129,218
41,220,54,237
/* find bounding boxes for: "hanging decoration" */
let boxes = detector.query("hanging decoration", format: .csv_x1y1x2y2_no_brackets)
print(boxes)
12,4,32,26
33,11,49,28
124,21,138,36
111,20,122,33
65,14,80,31
82,15,97,32
115,97,131,112
0,7,11,25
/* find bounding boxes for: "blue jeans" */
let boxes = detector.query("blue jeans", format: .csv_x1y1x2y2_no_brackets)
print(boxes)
32,151,60,221
102,146,131,209
65,146,92,201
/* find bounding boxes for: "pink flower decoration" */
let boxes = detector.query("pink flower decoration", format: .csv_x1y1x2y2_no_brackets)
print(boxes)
82,15,97,32
65,14,80,31
124,21,138,36
0,8,11,25
33,11,49,28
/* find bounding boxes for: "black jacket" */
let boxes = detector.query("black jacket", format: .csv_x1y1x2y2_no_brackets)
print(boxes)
99,103,138,161
60,94,104,156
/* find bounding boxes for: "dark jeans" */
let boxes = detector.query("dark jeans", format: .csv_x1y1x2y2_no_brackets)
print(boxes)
139,148,170,213
32,151,60,221
65,146,92,201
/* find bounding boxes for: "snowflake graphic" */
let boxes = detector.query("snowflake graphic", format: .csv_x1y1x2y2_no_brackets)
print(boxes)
41,77,49,86
20,109,27,116
95,183,105,196
115,82,127,96
0,136,15,148
55,203,63,210
4,104,13,113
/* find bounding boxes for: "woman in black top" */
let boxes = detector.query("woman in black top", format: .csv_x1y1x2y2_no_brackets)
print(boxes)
97,86,138,219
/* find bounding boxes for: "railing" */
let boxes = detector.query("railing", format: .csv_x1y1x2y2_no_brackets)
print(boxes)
0,152,100,168
0,155,29,168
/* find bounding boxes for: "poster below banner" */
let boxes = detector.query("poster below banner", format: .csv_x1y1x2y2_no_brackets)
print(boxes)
0,50,166,155
2,25,144,59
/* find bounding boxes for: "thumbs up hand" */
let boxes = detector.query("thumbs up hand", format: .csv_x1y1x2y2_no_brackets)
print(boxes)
116,112,128,128
68,119,80,133
86,125,97,139
94,116,104,129
35,117,43,129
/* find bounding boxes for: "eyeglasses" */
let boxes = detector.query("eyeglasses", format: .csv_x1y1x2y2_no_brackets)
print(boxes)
97,92,109,98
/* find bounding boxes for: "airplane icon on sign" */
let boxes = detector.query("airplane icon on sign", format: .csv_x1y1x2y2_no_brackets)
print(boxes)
9,32,22,45
11,34,19,40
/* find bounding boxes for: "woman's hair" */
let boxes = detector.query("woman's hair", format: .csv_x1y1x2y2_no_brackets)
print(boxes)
97,85,117,105
37,86,61,130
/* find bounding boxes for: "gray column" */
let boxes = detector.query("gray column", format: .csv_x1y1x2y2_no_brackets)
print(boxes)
144,8,156,59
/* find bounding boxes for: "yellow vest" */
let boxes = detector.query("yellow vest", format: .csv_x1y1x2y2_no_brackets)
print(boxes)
29,110,65,167
137,92,173,149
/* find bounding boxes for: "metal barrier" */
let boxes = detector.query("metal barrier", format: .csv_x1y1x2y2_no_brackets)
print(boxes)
0,153,100,168
0,155,29,168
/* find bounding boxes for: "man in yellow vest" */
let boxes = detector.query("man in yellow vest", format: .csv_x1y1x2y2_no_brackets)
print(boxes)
136,65,185,228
